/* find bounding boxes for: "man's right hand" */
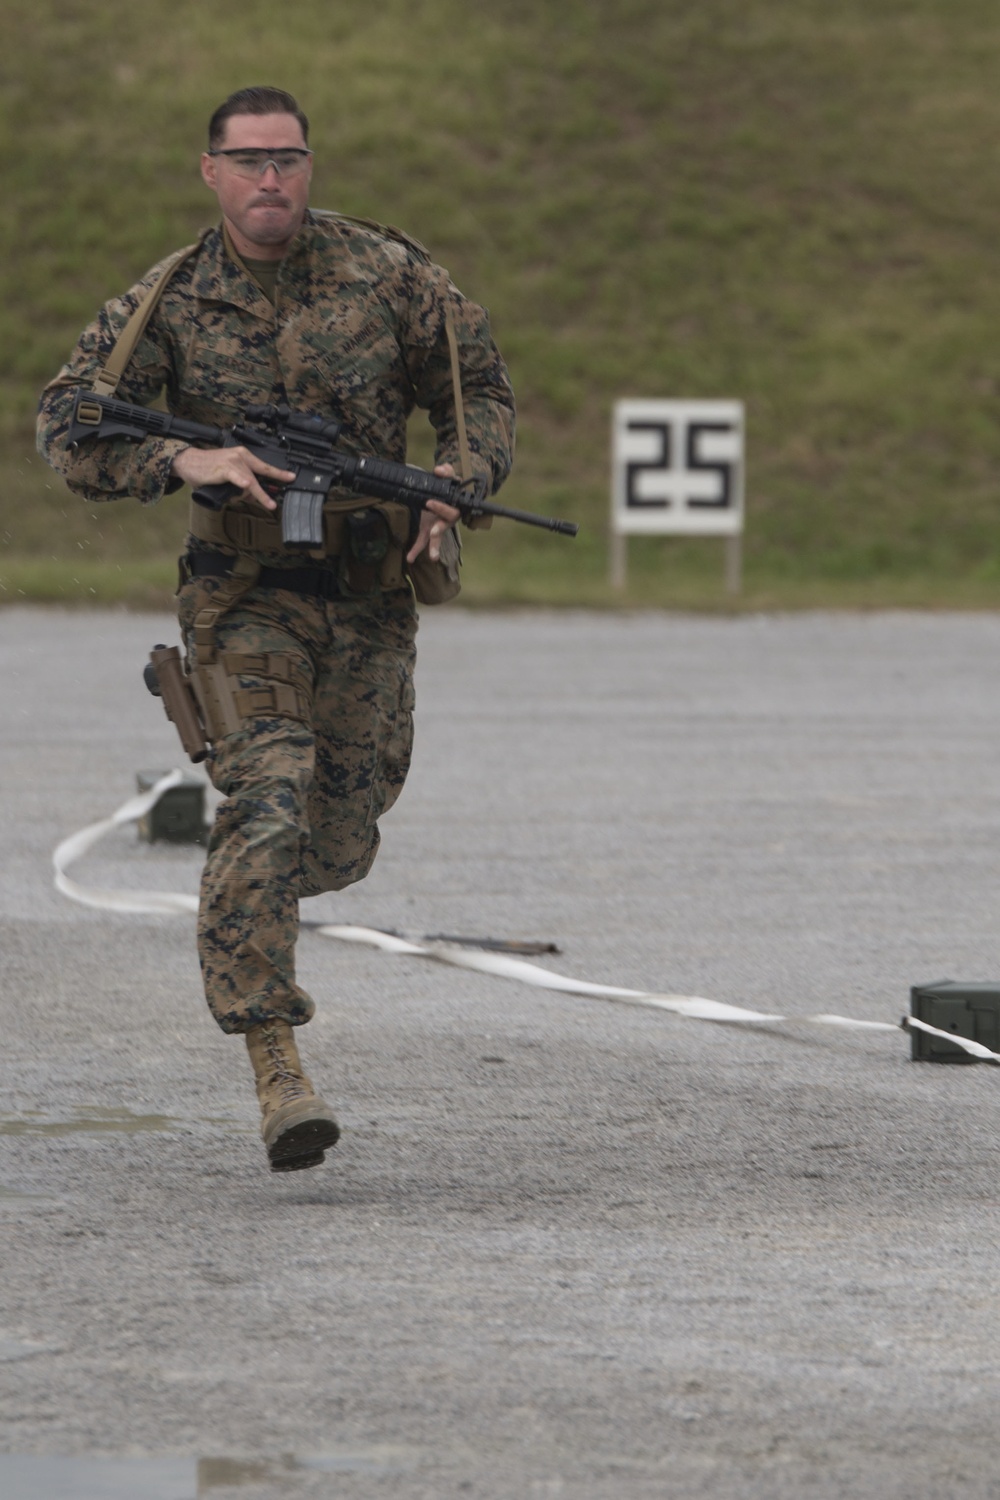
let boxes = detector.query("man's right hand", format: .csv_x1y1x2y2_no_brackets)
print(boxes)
170,445,295,512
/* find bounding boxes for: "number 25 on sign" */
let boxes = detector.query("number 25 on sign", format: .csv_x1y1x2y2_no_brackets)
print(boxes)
610,399,745,592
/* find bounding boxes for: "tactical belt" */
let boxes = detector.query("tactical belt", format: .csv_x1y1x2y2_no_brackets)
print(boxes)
186,498,409,591
186,547,343,601
188,496,351,556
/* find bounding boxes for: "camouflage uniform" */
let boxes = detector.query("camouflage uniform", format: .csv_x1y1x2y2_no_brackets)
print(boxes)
37,210,516,1033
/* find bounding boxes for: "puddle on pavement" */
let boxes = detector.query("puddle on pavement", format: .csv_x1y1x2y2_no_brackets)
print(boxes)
0,1450,410,1497
200,1452,410,1484
0,1184,52,1203
0,1108,247,1138
0,1455,192,1499
0,1338,60,1362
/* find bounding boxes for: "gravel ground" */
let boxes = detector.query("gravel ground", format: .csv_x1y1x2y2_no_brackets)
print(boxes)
3,604,1000,1499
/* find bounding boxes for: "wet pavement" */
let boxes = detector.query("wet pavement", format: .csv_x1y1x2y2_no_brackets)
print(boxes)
3,605,1000,1498
0,1108,246,1138
0,1449,411,1497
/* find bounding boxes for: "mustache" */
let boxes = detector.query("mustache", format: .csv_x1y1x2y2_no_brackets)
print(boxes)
248,192,292,210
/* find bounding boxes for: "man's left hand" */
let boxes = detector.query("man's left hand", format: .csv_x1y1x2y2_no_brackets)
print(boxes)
406,464,461,563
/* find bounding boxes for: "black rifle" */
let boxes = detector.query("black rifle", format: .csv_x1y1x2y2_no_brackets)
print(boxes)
67,391,578,546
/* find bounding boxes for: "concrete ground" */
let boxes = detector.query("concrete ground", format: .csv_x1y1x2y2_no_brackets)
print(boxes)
2,604,1000,1499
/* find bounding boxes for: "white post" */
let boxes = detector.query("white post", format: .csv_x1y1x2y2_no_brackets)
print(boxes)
609,527,627,590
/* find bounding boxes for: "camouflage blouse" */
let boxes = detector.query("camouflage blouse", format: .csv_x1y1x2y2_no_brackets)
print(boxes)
35,209,516,509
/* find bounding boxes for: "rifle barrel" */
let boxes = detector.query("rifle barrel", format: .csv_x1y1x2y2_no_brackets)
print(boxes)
475,499,578,536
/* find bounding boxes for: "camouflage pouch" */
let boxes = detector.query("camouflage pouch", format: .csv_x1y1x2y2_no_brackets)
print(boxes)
405,525,462,605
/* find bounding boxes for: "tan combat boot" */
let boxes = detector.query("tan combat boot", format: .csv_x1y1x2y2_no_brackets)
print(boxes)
244,1019,340,1172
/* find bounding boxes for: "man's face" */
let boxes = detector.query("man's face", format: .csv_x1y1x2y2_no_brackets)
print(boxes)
201,111,313,257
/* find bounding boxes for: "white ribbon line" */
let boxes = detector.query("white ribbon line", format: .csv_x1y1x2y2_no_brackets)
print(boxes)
52,770,199,915
313,924,789,1023
905,1014,1000,1064
49,778,1000,1065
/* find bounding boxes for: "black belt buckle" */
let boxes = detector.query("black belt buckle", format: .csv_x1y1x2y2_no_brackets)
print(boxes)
302,565,340,601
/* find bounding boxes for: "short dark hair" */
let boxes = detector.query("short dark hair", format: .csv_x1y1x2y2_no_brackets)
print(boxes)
208,87,309,149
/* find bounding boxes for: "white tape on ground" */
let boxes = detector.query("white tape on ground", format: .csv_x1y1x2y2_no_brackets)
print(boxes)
315,925,788,1023
52,770,199,916
50,779,1000,1065
905,1014,1000,1064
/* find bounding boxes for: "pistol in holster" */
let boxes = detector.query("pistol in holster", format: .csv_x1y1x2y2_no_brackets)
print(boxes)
144,644,209,764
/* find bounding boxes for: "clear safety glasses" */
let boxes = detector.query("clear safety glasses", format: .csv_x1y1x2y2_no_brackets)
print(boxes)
208,148,313,179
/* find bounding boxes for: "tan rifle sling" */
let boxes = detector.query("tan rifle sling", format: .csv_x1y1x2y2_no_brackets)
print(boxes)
398,303,472,606
444,303,474,486
87,234,264,685
91,238,202,396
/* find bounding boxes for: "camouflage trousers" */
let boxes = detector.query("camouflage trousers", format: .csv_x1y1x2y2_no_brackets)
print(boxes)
177,574,418,1034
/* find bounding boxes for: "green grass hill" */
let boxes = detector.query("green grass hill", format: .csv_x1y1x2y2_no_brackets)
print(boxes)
4,0,1000,608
